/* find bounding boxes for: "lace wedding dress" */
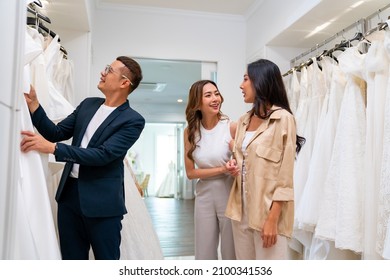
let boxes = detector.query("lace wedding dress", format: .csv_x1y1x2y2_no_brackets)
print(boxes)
315,43,366,254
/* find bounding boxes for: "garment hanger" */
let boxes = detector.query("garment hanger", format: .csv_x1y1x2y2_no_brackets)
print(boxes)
282,66,298,77
349,32,364,43
27,16,60,42
60,46,68,59
27,4,51,24
379,21,388,31
316,49,328,62
33,0,43,8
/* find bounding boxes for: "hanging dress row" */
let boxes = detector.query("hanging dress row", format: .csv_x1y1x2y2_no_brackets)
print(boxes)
284,23,390,260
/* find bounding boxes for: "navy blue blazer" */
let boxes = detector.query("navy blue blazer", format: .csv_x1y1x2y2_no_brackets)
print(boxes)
32,97,145,217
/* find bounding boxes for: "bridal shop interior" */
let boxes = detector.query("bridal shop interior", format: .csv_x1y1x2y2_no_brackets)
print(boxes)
2,0,390,260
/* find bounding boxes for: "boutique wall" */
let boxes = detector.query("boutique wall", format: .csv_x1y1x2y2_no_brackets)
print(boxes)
89,4,248,122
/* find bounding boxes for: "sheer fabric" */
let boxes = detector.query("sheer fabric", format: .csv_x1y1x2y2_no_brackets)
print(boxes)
377,22,390,259
120,160,164,260
10,28,62,259
315,45,366,253
293,58,325,250
363,30,390,260
296,57,344,231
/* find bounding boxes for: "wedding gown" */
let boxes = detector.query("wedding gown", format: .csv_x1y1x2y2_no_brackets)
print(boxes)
294,58,325,211
378,21,390,259
293,58,326,252
10,27,62,259
293,66,309,208
120,160,164,259
361,30,389,260
156,161,176,198
27,26,75,227
290,66,309,254
315,43,366,254
295,57,340,231
285,68,300,114
304,60,347,260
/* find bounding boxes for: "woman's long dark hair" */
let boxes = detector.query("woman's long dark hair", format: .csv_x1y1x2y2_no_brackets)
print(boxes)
247,59,305,153
185,80,226,161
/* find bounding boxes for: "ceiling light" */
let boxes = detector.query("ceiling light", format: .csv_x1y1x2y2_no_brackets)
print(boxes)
139,82,166,92
351,1,364,9
177,99,183,103
305,21,332,38
154,83,166,92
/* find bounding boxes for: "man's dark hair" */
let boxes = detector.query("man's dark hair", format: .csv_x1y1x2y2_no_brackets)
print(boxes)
117,56,143,93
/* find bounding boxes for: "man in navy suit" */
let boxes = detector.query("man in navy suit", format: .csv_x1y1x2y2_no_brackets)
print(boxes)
21,56,145,260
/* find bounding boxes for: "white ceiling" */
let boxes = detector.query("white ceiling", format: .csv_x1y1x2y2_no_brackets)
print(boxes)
44,0,390,48
37,0,390,120
99,0,262,16
269,0,390,48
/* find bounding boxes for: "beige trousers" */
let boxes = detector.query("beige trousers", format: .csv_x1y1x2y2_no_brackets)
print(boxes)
195,177,236,260
231,193,289,260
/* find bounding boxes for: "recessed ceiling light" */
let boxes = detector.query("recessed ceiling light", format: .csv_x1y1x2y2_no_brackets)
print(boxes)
154,83,166,92
305,21,332,38
138,82,166,92
177,99,183,103
351,1,364,9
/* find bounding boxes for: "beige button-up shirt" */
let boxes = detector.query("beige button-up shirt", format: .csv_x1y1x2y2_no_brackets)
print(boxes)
225,106,297,237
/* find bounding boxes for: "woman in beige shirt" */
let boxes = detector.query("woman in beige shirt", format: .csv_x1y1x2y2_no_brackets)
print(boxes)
225,59,305,260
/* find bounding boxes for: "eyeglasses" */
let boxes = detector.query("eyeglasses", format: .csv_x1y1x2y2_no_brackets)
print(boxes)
104,65,134,86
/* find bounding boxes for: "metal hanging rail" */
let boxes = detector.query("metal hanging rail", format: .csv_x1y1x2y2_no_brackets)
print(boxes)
289,2,390,67
290,18,365,66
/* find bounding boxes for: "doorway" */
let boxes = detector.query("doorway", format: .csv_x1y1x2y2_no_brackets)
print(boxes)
129,122,185,198
126,57,217,258
127,57,218,198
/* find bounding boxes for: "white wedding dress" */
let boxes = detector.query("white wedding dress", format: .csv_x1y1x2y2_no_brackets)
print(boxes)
296,57,341,231
155,161,176,198
363,30,389,260
315,44,366,254
10,27,62,259
120,160,164,259
377,22,390,260
293,58,326,252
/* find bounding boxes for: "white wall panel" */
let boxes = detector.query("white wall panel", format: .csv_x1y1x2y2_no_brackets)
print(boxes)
91,6,247,122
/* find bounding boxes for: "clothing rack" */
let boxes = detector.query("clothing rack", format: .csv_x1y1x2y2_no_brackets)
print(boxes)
27,17,58,40
285,3,390,76
289,18,365,67
26,2,69,58
27,4,51,24
364,3,390,38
